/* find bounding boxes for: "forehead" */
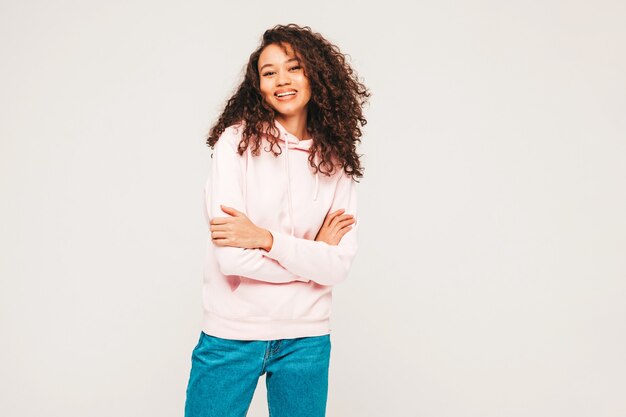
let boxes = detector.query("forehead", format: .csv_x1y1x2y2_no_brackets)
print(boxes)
258,43,299,67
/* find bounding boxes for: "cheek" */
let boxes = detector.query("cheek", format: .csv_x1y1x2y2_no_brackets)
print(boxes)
300,80,312,99
259,81,272,98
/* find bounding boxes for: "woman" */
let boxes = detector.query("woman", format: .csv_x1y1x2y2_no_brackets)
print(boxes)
185,24,370,417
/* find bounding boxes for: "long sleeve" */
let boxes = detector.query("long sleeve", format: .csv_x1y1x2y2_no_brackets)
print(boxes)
204,129,309,284
264,170,359,287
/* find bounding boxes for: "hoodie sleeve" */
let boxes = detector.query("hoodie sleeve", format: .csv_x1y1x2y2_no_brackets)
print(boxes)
204,128,309,284
264,170,359,286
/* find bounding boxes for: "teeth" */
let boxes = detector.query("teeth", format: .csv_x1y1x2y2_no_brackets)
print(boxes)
276,91,296,97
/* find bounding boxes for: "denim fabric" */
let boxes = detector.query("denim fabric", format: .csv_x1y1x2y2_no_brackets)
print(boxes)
184,331,331,417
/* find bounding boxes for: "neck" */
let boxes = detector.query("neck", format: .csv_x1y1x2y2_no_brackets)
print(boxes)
276,113,310,141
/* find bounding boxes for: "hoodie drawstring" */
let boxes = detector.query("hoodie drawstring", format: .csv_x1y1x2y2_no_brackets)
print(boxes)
279,121,318,237
313,153,319,202
284,135,295,236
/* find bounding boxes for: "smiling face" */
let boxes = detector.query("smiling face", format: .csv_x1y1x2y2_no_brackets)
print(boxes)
258,42,312,123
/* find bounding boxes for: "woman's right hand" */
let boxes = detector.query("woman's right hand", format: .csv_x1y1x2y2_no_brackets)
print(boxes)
314,209,356,246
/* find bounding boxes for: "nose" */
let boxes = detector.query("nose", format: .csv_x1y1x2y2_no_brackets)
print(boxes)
276,69,291,86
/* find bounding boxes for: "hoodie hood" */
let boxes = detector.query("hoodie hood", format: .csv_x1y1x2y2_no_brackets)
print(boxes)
273,119,319,237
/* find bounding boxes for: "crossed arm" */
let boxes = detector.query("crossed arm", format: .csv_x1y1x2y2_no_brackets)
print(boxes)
204,130,359,286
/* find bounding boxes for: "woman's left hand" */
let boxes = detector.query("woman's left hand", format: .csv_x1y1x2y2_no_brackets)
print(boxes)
209,205,270,249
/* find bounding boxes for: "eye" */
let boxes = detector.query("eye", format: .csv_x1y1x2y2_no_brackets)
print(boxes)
262,71,275,76
289,65,302,71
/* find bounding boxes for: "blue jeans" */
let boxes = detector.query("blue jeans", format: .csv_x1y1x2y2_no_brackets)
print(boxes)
184,331,332,417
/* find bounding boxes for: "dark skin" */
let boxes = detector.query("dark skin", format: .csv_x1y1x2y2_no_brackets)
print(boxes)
209,205,355,251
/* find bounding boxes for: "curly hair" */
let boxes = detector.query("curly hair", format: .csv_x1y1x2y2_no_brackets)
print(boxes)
206,23,370,180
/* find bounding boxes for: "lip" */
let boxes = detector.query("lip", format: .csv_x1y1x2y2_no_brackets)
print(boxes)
274,89,297,101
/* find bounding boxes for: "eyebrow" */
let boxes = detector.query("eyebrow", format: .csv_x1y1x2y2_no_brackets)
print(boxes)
259,57,300,71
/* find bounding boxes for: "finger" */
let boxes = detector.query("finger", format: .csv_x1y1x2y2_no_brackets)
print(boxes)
328,213,347,227
220,205,242,216
336,225,353,239
329,213,354,229
212,237,228,246
210,217,232,225
335,217,356,228
211,231,228,239
331,223,354,237
324,209,345,225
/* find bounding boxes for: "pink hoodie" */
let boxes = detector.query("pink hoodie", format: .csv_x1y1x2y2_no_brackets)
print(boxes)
201,119,359,340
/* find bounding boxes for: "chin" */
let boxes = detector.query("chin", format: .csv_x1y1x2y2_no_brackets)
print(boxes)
273,106,303,116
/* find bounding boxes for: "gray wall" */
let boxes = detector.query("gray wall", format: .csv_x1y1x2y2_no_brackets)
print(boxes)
1,1,625,416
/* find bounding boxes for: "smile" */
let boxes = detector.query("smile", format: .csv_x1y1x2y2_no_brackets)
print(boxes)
275,90,297,98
